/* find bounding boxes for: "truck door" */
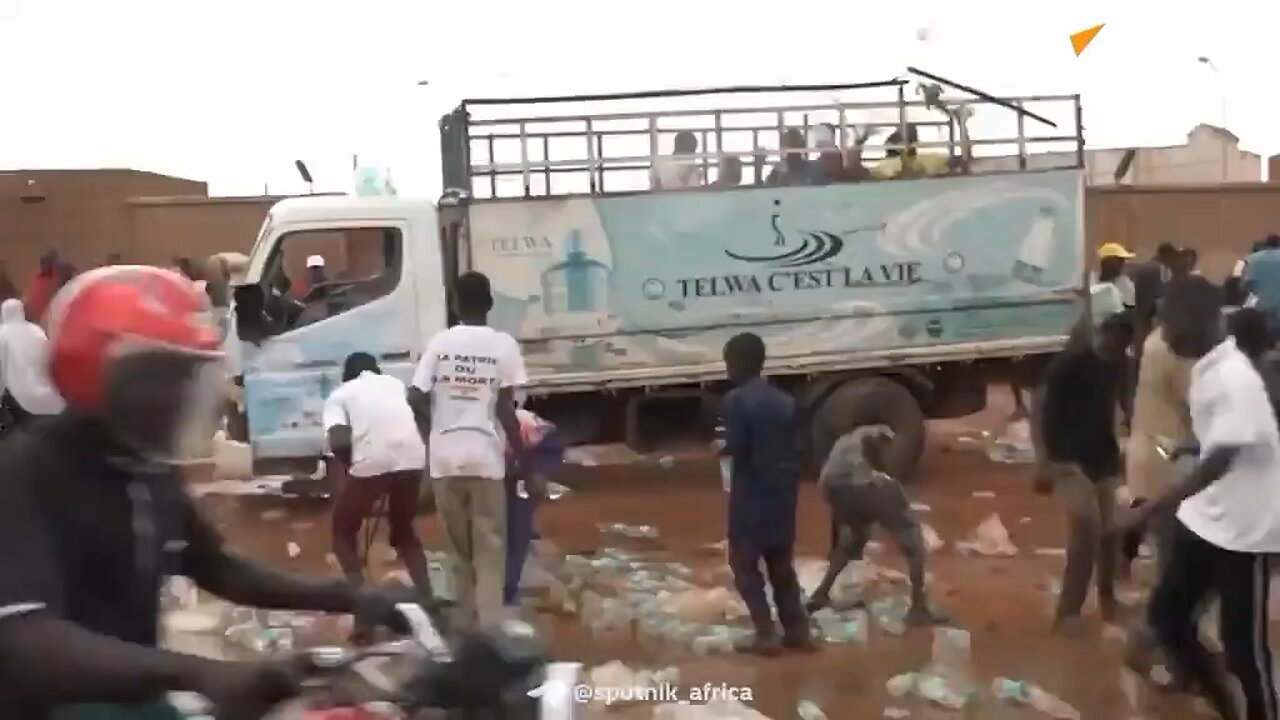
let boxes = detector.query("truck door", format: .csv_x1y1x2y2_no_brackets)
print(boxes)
239,221,420,461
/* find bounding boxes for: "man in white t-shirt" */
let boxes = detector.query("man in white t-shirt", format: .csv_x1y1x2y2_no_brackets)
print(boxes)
1123,277,1280,720
323,352,432,640
409,272,531,629
650,131,705,191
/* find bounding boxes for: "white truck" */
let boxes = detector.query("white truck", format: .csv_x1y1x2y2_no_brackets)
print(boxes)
228,77,1088,480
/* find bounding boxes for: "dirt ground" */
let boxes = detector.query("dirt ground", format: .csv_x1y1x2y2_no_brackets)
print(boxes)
195,390,1221,720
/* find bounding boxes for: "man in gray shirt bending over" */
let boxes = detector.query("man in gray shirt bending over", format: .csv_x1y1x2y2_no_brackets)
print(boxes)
804,425,945,626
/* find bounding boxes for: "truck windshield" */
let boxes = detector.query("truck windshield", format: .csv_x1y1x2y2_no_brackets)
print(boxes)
439,71,1083,201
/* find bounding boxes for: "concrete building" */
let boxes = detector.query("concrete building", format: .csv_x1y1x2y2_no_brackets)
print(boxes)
0,168,295,283
1,169,207,279
973,124,1263,185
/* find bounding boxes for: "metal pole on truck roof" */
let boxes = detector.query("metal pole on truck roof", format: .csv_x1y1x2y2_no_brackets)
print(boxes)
906,67,1058,129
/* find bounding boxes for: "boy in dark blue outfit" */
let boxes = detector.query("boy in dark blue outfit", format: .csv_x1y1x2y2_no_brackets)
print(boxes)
719,333,812,655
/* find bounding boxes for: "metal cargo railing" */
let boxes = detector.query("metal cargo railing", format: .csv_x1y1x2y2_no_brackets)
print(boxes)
439,68,1084,200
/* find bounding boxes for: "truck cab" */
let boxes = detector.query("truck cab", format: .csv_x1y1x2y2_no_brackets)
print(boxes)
232,73,1087,479
230,196,445,463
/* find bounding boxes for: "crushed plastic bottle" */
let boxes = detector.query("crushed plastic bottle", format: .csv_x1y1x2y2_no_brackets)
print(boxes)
691,625,749,655
909,628,978,710
991,677,1031,702
914,672,970,710
425,551,455,601
869,596,909,636
885,672,918,698
990,678,1080,720
811,608,869,644
930,627,974,678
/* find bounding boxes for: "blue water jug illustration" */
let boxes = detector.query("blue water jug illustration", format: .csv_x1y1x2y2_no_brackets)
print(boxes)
540,229,610,315
540,230,612,370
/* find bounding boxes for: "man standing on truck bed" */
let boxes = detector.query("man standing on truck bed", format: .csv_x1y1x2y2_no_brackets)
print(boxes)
409,271,533,630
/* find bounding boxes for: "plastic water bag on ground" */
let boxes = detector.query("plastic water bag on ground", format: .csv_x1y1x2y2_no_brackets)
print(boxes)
956,513,1018,557
986,419,1035,464
894,627,977,710
598,522,660,540
795,557,872,607
921,523,945,553
811,608,869,644
796,699,829,719
660,587,746,623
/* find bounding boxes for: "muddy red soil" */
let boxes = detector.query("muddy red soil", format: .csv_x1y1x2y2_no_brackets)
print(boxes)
199,395,1220,719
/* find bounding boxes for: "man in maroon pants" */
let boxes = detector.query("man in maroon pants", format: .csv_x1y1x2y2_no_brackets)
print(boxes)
325,352,434,641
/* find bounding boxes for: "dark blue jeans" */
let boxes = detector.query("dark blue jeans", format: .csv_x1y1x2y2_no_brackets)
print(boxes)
504,432,563,606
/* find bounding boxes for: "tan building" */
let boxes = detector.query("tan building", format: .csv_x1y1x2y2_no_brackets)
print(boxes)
973,124,1263,185
0,168,291,284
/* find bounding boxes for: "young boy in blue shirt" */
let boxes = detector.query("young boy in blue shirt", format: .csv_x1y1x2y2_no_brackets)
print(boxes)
504,406,563,609
719,332,812,655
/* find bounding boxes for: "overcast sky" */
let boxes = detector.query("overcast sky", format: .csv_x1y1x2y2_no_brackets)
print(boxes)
0,0,1272,197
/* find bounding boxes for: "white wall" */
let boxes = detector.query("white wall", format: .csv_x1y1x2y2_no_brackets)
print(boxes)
972,124,1262,185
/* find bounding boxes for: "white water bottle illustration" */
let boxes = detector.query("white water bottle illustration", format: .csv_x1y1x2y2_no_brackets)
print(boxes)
1011,208,1057,286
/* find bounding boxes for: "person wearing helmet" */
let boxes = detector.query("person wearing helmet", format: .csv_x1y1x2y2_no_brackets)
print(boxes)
0,266,409,720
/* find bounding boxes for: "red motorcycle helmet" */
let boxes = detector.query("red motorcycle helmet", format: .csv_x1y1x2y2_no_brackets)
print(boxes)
47,265,224,459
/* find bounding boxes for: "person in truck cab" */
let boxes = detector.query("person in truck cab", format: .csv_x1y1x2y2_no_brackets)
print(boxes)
0,266,410,720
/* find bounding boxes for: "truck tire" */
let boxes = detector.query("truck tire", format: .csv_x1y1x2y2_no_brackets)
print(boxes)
809,376,927,483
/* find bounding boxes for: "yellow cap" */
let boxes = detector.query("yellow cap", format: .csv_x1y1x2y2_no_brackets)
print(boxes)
1098,242,1136,260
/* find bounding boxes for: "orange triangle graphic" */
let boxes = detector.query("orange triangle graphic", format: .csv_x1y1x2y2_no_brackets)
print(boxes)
1070,24,1105,56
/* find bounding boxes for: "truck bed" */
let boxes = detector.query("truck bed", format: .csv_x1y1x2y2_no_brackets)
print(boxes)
466,168,1087,392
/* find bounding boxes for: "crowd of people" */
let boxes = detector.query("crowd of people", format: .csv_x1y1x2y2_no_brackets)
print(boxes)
0,251,244,435
1043,238,1280,720
4,228,1280,718
649,123,962,191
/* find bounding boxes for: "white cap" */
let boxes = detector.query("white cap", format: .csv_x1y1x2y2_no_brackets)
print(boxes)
306,255,325,268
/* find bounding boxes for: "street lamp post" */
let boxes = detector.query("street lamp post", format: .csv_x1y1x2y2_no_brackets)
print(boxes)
1198,56,1230,181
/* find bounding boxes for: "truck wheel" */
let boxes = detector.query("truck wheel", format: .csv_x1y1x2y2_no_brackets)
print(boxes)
810,376,927,483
